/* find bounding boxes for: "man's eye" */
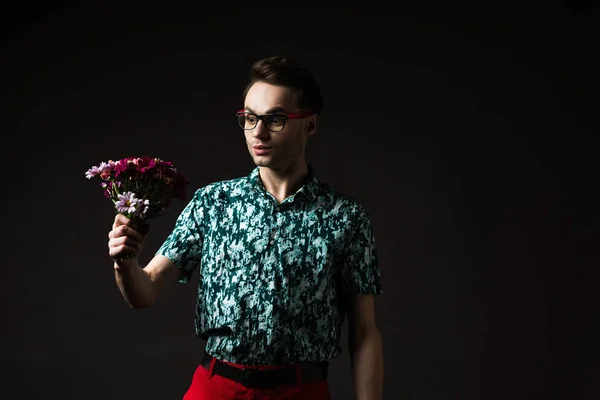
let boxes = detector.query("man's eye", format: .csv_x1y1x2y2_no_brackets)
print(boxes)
247,115,257,123
268,116,284,125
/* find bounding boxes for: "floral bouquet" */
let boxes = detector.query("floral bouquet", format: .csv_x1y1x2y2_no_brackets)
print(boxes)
85,156,189,227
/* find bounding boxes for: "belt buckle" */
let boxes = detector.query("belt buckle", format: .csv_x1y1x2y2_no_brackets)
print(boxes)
241,368,261,388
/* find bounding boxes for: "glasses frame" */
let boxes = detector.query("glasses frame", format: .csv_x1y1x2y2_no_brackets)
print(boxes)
236,109,313,132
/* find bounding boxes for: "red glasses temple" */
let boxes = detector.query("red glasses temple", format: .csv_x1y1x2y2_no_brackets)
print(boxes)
237,109,312,119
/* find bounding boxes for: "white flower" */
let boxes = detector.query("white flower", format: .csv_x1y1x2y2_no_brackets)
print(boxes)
85,166,100,179
114,192,138,214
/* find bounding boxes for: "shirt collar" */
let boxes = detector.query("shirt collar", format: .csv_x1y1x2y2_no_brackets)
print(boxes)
246,165,320,203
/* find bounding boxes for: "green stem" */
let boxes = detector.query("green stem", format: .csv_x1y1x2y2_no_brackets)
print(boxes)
112,178,121,198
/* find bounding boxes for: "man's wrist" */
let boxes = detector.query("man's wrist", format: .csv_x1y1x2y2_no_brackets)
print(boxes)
113,259,141,272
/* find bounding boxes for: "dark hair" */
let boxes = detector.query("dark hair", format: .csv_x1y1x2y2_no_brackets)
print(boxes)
243,55,324,115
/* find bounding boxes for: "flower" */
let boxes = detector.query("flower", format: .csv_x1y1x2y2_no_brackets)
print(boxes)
85,166,100,179
113,158,134,177
136,199,150,217
115,192,139,214
137,157,156,173
114,193,151,217
87,156,189,221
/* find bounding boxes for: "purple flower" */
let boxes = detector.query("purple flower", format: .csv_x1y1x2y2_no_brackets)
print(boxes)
85,166,100,179
114,191,150,217
114,192,139,214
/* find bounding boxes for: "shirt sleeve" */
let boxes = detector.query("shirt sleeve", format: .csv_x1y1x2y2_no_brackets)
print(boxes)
340,207,383,295
156,188,205,284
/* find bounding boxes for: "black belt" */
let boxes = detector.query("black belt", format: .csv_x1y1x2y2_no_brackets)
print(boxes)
200,350,328,389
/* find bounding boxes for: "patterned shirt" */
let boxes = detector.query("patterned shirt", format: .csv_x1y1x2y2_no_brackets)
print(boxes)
156,166,382,365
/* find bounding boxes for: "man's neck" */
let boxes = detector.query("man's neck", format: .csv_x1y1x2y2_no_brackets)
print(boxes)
258,162,309,204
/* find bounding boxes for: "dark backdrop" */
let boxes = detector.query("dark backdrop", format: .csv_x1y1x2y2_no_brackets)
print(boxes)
2,2,598,399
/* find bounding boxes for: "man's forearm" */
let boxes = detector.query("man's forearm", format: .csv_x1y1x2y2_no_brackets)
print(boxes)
349,326,384,400
114,262,156,309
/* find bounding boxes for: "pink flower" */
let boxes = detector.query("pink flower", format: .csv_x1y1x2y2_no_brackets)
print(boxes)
100,170,111,180
137,156,157,173
113,157,137,178
87,155,188,220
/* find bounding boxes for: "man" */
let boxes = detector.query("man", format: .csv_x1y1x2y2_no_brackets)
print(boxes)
107,55,384,399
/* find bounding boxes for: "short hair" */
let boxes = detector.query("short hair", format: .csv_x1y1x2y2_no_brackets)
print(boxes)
243,55,324,115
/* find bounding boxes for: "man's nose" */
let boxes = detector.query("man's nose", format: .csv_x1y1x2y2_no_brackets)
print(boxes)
252,120,269,138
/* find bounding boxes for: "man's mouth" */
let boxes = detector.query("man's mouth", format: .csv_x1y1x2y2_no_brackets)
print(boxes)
253,145,272,155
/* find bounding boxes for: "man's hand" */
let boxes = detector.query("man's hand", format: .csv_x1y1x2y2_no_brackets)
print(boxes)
108,214,149,270
108,214,180,309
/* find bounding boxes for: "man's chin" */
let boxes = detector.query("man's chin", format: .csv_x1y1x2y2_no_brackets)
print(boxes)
252,156,272,167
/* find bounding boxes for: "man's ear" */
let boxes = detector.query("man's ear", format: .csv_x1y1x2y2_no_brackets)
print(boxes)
306,114,319,137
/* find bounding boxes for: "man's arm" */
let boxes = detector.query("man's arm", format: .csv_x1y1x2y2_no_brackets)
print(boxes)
347,294,384,400
109,214,182,309
114,255,181,309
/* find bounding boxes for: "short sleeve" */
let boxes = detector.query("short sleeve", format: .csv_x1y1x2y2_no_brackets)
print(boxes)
340,207,383,295
156,188,205,284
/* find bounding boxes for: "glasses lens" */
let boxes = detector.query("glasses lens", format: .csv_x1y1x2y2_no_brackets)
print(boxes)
238,113,257,130
265,115,285,132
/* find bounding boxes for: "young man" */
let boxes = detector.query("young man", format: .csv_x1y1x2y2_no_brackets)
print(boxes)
107,56,384,399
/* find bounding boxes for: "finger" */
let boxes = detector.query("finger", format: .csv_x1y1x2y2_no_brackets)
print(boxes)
109,236,143,253
109,237,142,253
113,214,137,229
107,226,131,240
112,214,133,230
109,222,144,240
114,225,144,242
109,244,140,260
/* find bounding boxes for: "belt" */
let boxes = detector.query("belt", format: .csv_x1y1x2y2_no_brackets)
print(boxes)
200,350,329,389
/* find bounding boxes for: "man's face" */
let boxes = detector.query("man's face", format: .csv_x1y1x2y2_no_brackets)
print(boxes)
242,82,317,171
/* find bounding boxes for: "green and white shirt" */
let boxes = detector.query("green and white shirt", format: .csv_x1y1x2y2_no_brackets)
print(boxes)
157,166,382,365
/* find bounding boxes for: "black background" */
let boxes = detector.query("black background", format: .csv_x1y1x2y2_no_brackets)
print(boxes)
2,1,598,399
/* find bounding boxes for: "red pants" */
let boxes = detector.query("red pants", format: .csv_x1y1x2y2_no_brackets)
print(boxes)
182,357,331,400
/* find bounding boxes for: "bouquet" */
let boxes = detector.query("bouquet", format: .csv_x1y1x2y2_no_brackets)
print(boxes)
85,156,189,226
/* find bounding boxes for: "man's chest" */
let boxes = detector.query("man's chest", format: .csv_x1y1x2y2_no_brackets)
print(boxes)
199,200,350,303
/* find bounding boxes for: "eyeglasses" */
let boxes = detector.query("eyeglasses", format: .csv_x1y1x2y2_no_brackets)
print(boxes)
236,109,312,132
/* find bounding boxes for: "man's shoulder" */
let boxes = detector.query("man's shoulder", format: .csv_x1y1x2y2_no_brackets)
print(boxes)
189,174,251,202
313,180,369,216
202,175,248,192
